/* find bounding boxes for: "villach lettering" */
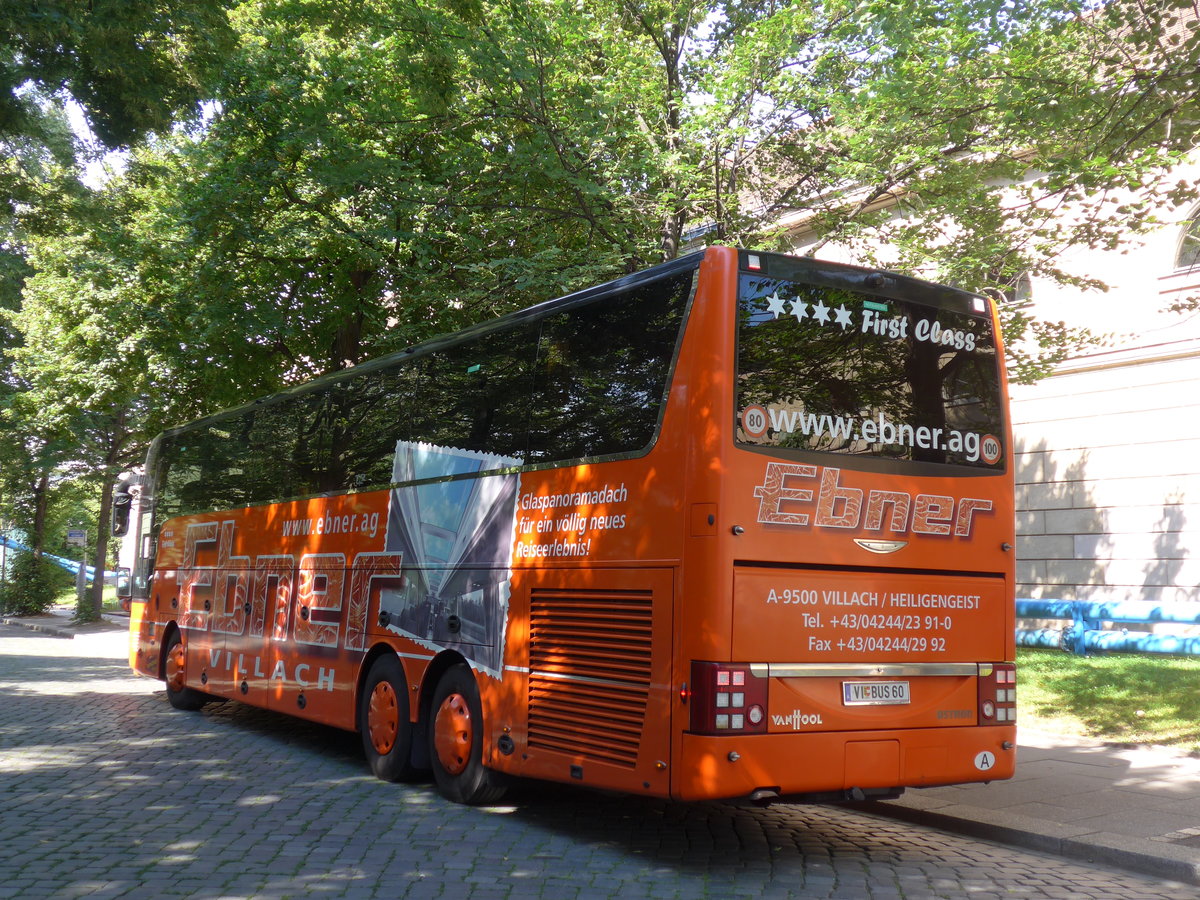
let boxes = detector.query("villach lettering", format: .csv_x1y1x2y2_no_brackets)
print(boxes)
519,483,628,512
206,648,336,691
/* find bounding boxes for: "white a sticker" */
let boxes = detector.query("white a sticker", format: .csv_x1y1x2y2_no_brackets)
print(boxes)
974,751,997,771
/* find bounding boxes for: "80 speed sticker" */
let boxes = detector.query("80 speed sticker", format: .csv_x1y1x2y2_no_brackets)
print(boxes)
741,404,769,439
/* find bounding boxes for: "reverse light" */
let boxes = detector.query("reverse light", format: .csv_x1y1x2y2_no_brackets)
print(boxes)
690,662,769,735
978,663,1017,724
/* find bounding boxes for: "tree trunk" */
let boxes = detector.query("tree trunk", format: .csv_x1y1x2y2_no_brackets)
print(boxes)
83,413,133,622
85,479,115,621
30,472,49,557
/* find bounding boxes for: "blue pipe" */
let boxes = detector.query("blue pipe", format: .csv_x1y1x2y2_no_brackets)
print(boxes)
1016,598,1200,656
1015,628,1069,650
0,535,114,581
1077,629,1200,656
1017,598,1200,626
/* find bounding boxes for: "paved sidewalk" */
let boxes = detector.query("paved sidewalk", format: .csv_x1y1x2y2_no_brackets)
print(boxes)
0,605,127,638
5,608,1199,887
866,727,1200,885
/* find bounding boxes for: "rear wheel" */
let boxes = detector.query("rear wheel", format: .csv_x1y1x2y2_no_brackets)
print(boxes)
429,663,506,805
360,654,418,782
162,632,208,711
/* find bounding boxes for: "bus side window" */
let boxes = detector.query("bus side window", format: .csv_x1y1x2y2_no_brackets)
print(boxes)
527,273,690,463
420,327,538,461
329,366,423,492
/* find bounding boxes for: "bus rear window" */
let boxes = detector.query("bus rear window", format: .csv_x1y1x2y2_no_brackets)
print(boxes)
736,271,1005,470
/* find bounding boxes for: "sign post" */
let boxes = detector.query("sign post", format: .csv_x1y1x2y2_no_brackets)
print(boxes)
67,528,87,605
0,523,7,612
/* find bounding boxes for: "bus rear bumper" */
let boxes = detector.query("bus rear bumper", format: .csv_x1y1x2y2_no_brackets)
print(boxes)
674,725,1016,803
127,601,162,679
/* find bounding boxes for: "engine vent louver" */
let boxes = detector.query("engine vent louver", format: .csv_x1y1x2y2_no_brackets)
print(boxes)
528,588,654,767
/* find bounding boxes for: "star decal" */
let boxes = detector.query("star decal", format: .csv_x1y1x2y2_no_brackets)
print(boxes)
790,300,808,322
834,304,853,330
764,292,787,319
811,299,831,324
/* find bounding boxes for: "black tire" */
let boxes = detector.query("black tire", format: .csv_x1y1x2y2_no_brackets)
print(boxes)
360,654,418,782
162,632,208,711
428,663,506,805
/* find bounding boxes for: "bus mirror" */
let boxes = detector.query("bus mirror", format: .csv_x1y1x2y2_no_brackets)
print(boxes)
115,567,132,602
112,491,132,537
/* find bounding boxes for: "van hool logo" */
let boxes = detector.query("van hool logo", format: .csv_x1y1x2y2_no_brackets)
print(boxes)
772,710,824,729
752,463,994,538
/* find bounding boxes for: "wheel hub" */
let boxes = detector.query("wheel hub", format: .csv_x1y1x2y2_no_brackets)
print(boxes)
165,642,187,692
433,692,472,776
368,681,400,755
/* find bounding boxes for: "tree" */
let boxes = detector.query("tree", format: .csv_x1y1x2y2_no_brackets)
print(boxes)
668,0,1200,376
1,1,238,617
1,0,237,307
1,0,236,149
12,0,1200,586
125,0,1200,387
0,108,78,579
123,0,679,391
0,551,64,616
9,181,201,620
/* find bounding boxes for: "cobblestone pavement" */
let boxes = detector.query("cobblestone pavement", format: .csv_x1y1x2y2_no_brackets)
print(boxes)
0,624,1195,900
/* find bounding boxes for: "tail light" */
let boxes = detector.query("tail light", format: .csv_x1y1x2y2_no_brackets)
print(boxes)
978,663,1017,724
688,662,768,735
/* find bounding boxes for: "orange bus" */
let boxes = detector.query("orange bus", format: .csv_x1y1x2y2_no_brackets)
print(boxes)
114,245,1016,805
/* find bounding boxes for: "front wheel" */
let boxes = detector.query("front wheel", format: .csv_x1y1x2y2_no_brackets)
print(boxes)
162,632,208,711
429,663,506,805
360,654,418,782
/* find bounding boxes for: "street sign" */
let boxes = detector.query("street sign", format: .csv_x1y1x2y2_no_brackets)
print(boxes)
66,529,87,547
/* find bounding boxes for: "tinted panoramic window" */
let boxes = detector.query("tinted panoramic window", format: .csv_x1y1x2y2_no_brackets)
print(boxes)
418,325,539,460
526,270,691,461
152,266,693,520
736,273,1005,470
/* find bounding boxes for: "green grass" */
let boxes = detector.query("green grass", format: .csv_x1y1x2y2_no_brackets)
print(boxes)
1018,648,1200,752
51,584,122,614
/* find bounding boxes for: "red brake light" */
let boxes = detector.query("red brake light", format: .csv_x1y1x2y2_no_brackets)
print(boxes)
689,662,769,735
978,663,1017,724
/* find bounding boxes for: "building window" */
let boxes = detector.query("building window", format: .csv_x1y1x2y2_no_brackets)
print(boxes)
1008,271,1033,308
1175,214,1200,271
984,272,1033,310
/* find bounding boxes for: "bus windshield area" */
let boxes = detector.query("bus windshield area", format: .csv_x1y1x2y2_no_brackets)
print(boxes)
735,272,1005,470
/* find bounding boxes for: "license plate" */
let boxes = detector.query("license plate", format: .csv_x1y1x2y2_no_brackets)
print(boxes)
843,680,911,706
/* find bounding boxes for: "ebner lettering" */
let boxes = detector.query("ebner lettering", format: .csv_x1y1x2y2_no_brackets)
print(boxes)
752,463,994,538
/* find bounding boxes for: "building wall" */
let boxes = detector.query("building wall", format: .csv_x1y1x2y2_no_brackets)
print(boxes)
1010,159,1200,603
1012,345,1200,603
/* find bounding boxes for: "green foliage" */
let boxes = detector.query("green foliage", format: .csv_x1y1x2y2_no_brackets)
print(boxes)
0,550,69,617
8,0,1200,554
0,1,237,561
1019,648,1200,752
144,0,678,390
56,583,119,615
1,0,237,148
107,0,1200,390
690,0,1200,378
